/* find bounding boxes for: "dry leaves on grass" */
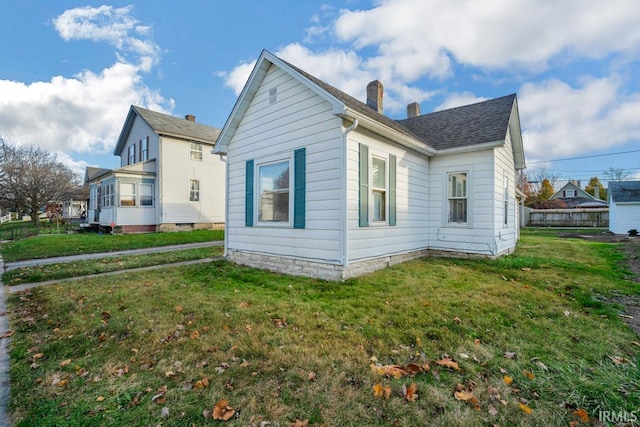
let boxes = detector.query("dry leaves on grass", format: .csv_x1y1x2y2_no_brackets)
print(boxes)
574,408,589,423
370,362,429,378
402,383,418,402
518,402,533,414
290,420,309,427
372,383,392,399
212,399,235,421
435,358,461,371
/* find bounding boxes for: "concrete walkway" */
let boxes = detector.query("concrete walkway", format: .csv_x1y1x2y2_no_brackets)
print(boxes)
4,240,222,271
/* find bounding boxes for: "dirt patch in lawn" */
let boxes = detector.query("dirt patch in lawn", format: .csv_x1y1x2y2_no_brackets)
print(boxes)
560,233,640,336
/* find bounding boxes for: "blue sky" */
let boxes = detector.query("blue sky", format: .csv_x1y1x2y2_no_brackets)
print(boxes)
1,1,640,190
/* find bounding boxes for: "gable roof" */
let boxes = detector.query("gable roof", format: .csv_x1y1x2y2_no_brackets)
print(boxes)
214,49,525,168
550,182,596,201
113,106,221,155
609,180,640,203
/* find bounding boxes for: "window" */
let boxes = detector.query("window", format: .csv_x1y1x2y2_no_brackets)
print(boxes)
190,142,203,161
89,187,97,210
128,145,135,165
120,183,136,207
504,176,509,225
102,183,114,208
140,137,149,161
258,160,290,223
448,172,467,223
189,179,200,202
140,184,153,206
372,157,386,221
563,189,576,198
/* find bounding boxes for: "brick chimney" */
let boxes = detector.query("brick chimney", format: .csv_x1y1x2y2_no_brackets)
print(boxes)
185,114,196,122
366,80,383,114
407,102,420,118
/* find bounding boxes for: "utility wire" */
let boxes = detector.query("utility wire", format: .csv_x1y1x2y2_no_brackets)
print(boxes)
527,149,640,164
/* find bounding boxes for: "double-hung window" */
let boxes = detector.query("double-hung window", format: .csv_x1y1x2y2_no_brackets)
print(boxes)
140,137,149,161
448,172,467,224
128,145,136,165
371,157,386,222
120,183,136,207
140,184,153,206
258,160,290,223
189,179,200,202
503,176,509,225
102,184,114,208
190,142,203,161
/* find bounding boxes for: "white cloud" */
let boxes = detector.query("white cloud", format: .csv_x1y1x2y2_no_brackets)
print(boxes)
435,92,488,111
334,0,640,79
519,76,640,159
53,5,160,69
0,6,172,168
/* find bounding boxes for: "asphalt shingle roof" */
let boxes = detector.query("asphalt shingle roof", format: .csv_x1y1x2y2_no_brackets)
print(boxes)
397,94,516,150
609,181,640,203
132,106,221,144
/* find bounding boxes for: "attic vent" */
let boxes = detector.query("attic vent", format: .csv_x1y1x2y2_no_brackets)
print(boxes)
269,87,277,105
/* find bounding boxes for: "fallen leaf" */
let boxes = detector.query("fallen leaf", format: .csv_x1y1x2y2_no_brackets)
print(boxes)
165,370,175,378
454,390,474,401
370,363,407,378
504,351,517,359
175,305,182,313
212,399,235,421
308,371,316,382
201,377,209,387
161,406,169,420
453,317,461,324
523,370,535,380
488,404,498,416
190,330,200,339
290,420,308,427
518,402,532,414
503,375,513,385
60,359,72,367
32,353,44,360
435,358,461,371
194,380,204,389
402,383,418,402
521,267,531,271
239,301,250,307
96,396,105,402
474,338,481,345
574,408,589,422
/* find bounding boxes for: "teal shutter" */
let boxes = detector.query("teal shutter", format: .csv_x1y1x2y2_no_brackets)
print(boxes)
294,148,306,229
389,154,396,226
359,144,369,227
245,159,254,227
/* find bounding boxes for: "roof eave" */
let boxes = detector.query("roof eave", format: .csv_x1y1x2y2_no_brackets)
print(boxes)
434,139,505,156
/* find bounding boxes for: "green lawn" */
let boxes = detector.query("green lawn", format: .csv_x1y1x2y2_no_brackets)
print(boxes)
0,229,224,262
6,229,639,426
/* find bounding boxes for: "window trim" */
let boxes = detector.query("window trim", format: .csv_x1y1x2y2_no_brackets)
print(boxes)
447,171,469,226
371,155,387,223
128,145,135,165
119,182,137,207
140,137,149,162
190,142,203,161
503,174,509,226
189,179,200,202
256,157,292,226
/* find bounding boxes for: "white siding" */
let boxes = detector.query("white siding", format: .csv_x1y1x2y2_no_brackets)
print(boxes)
112,177,156,226
118,119,158,166
428,149,497,255
346,127,430,262
159,136,225,224
226,65,344,262
493,134,518,254
610,203,640,234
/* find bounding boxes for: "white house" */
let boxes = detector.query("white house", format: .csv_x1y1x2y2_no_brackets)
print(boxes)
86,106,225,233
608,181,640,234
549,181,607,209
213,50,525,280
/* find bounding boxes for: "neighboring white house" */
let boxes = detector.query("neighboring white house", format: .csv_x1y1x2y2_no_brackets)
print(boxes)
213,50,526,280
608,181,640,234
86,106,225,233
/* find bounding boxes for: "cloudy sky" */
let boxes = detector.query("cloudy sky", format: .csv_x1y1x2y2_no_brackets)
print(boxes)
1,0,639,187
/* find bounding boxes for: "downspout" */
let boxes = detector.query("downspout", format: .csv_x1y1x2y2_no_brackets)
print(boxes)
341,118,358,268
220,153,229,257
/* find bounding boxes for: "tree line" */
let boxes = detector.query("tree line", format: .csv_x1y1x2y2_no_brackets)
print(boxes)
0,137,84,224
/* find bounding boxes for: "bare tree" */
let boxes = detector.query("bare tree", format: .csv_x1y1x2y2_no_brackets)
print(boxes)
604,166,631,182
0,138,80,224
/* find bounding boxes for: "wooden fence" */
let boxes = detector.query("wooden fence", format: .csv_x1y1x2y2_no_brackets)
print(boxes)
526,208,609,227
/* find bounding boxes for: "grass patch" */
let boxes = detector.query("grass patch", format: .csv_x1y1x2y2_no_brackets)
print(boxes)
0,229,223,262
2,247,223,286
7,230,640,426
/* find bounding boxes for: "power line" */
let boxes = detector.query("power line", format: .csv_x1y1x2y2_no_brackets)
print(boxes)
527,149,640,164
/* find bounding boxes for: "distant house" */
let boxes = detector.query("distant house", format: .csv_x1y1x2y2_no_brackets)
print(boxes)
608,180,640,234
85,106,225,233
213,50,525,280
549,182,608,209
